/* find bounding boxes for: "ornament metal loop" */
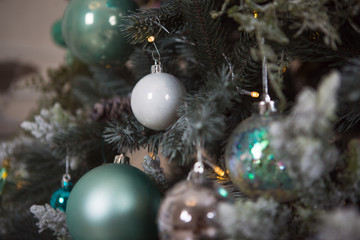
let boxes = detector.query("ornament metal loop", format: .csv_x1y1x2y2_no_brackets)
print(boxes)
62,173,72,188
258,94,276,115
114,154,130,165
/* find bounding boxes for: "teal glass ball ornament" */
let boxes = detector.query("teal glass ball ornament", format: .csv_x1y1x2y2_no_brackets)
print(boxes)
50,180,73,212
66,163,161,240
51,19,67,48
225,113,296,202
61,0,137,67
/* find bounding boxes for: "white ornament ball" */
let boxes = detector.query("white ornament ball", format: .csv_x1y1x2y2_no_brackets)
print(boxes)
131,72,186,130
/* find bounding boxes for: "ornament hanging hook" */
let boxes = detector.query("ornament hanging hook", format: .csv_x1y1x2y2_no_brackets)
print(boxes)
192,137,205,183
148,36,163,73
114,154,130,165
151,43,161,64
259,37,276,115
261,37,269,101
62,149,71,187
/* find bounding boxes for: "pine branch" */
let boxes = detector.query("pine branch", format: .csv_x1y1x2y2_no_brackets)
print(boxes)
160,66,253,164
103,116,162,154
336,57,360,133
51,122,106,163
179,0,227,75
72,65,134,106
120,0,183,44
28,61,90,114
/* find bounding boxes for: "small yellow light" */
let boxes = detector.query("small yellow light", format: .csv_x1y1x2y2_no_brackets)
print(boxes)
1,171,7,179
282,66,287,73
148,152,156,160
254,11,258,19
105,64,111,69
147,36,155,43
251,91,260,98
214,166,225,177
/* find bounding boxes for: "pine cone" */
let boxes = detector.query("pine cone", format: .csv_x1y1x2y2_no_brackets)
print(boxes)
89,95,131,121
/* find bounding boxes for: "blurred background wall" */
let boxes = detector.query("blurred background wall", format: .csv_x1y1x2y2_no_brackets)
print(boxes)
0,0,67,140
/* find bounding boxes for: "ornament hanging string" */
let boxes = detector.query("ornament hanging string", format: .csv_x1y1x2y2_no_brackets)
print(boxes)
258,38,276,114
261,37,269,100
63,150,71,184
187,137,205,183
148,36,163,73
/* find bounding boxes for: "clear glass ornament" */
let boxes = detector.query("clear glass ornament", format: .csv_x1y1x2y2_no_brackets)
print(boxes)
158,180,229,240
225,99,297,202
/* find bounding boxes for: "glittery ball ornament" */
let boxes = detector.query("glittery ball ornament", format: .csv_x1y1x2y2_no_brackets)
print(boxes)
158,180,229,240
66,163,161,240
62,0,137,67
225,112,296,202
50,175,73,212
131,63,186,130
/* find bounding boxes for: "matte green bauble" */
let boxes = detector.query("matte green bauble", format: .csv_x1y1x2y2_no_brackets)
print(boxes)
51,19,67,48
66,163,161,240
225,113,297,202
61,0,137,67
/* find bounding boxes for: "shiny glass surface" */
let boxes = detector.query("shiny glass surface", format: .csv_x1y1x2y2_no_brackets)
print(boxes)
51,19,66,48
158,180,228,240
225,114,297,202
62,0,137,67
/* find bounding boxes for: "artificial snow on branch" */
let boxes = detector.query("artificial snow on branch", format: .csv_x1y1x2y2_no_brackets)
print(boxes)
142,154,168,193
270,71,340,188
30,204,71,240
21,103,75,143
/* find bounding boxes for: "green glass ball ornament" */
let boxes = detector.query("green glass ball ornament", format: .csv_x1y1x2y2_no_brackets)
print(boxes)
50,175,73,212
61,0,137,67
66,162,161,240
225,100,297,202
51,19,67,48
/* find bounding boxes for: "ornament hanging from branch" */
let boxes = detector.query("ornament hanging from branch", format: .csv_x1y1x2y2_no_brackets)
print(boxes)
131,37,187,130
66,154,161,240
158,139,230,239
50,154,73,212
225,43,297,202
61,0,138,67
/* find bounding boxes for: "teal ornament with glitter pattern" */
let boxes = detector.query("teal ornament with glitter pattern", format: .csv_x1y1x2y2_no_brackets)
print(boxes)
225,114,296,202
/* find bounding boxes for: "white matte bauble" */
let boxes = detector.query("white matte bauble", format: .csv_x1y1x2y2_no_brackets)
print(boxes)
131,72,186,130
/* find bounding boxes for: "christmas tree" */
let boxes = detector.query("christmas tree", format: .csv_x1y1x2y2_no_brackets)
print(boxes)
1,0,360,239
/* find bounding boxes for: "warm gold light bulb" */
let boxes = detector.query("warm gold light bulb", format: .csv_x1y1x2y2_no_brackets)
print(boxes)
147,36,155,43
251,91,260,98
